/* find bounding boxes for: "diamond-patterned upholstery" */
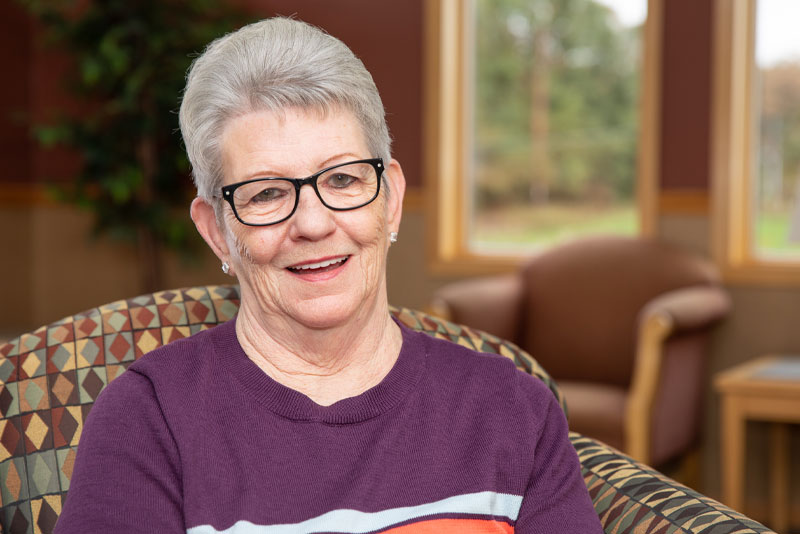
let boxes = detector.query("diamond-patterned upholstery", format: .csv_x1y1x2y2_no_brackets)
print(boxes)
0,285,774,533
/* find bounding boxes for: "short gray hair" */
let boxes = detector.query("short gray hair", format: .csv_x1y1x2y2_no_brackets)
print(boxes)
179,17,392,200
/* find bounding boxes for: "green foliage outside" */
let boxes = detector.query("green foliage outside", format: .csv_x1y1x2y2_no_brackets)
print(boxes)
22,0,252,290
755,63,800,256
755,209,800,258
470,0,642,248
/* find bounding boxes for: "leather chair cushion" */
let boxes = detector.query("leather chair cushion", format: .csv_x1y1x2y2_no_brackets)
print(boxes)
558,380,626,451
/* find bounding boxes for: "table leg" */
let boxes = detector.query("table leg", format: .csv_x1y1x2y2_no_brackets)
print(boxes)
720,395,745,513
769,423,788,534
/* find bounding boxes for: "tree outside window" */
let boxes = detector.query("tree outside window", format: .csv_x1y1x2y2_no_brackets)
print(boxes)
469,0,646,252
753,0,800,259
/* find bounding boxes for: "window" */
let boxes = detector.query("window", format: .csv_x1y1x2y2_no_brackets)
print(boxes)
712,0,800,283
425,0,660,274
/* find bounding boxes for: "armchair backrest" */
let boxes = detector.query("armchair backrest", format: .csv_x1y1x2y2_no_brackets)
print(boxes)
0,285,564,533
520,235,719,387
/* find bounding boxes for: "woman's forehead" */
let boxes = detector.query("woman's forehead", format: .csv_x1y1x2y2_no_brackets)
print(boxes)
220,107,370,181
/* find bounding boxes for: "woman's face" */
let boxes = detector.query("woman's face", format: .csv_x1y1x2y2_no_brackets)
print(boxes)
192,107,405,330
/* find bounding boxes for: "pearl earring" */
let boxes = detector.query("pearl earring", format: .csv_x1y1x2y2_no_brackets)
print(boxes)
221,262,230,274
389,232,398,243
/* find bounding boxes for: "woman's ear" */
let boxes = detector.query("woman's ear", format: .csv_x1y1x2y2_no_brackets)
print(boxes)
384,158,406,234
190,197,231,264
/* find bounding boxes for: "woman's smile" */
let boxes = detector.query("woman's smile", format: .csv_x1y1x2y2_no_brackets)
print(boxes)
286,255,350,278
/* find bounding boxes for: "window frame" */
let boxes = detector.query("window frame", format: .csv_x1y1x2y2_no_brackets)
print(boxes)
711,0,800,285
423,0,662,275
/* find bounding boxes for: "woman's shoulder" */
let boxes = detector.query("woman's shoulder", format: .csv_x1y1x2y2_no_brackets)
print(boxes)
90,319,238,428
406,326,556,404
415,328,515,368
123,318,236,388
133,318,233,363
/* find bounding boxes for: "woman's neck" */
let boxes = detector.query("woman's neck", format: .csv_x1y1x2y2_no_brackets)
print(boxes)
234,299,403,406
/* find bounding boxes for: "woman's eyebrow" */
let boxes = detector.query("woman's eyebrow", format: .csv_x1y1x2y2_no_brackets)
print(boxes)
316,152,363,169
245,152,364,180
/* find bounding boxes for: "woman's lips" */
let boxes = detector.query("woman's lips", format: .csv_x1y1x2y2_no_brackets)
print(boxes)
286,256,349,274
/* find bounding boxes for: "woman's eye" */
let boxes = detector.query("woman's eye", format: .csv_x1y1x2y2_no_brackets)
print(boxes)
327,173,358,188
250,187,287,203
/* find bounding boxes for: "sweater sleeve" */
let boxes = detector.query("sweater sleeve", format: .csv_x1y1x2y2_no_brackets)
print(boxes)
54,369,184,533
514,378,603,533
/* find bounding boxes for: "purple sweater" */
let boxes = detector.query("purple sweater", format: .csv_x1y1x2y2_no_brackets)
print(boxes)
55,318,602,533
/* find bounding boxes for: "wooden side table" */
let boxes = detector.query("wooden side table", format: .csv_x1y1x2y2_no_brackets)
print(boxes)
714,355,800,533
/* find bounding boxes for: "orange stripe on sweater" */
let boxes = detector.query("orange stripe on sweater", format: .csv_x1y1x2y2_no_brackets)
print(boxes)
381,518,514,533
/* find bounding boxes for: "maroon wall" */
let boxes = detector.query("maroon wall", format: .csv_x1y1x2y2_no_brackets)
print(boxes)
659,0,714,191
0,0,33,184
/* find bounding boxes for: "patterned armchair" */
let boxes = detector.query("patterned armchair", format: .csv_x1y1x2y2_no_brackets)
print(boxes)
0,285,773,534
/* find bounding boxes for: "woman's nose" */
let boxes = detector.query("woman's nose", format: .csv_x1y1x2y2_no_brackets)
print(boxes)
287,184,336,240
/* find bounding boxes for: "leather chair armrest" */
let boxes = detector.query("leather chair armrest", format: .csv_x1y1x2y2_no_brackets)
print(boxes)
626,285,731,464
429,274,524,343
640,285,732,333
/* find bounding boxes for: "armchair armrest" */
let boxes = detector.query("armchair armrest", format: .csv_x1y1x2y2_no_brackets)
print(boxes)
429,274,524,343
640,285,732,333
626,285,732,464
570,432,775,534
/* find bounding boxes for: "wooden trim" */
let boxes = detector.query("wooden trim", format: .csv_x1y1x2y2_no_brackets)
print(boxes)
638,0,664,236
426,251,525,277
626,311,674,465
424,0,469,264
422,0,437,263
718,261,800,286
711,0,740,266
424,0,663,275
658,190,710,214
0,183,56,206
710,0,729,269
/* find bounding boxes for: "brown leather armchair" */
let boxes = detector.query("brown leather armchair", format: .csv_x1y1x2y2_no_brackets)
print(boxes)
430,235,732,467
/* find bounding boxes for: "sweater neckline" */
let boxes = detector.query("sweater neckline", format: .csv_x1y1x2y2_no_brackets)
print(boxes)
213,318,426,424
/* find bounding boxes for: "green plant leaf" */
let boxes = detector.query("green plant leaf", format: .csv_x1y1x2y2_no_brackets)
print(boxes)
23,0,255,276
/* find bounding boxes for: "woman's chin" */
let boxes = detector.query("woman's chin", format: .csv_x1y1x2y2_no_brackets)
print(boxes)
284,295,370,331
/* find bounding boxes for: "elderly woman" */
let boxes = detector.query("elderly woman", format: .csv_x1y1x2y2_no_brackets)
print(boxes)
56,18,602,534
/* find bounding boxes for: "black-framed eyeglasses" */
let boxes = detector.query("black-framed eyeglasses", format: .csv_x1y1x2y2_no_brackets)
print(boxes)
220,158,384,227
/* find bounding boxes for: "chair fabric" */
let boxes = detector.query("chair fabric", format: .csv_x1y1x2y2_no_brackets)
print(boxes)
572,435,774,533
0,285,770,534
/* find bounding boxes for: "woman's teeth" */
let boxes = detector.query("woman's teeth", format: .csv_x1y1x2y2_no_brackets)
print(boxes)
288,256,348,273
